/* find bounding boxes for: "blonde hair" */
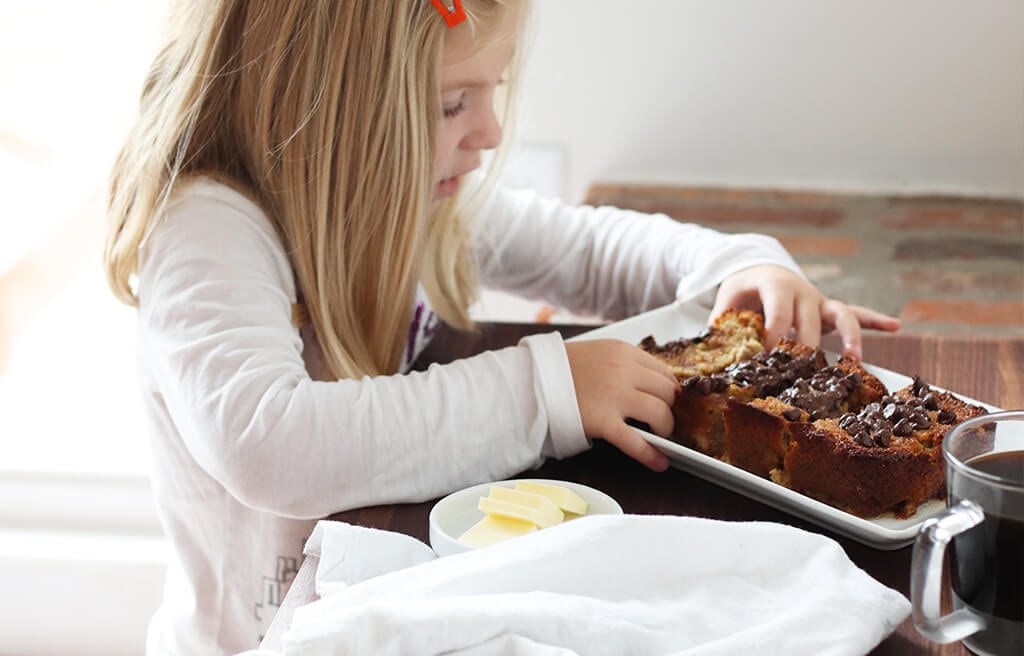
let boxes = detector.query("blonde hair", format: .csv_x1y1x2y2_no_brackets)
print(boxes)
105,0,528,379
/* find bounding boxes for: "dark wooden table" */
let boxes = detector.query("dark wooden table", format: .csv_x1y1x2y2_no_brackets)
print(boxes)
262,323,1024,654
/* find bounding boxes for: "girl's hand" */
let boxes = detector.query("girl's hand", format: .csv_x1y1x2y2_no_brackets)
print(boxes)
709,264,901,361
564,339,676,471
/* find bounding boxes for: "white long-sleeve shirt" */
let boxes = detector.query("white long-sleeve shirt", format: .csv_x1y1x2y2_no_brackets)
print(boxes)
137,178,800,655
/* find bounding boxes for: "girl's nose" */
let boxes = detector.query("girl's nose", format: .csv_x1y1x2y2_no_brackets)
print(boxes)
463,107,503,151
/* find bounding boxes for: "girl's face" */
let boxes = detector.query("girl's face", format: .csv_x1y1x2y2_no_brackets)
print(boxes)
434,21,516,200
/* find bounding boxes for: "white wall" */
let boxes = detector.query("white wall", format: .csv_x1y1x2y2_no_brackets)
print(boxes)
516,0,1024,202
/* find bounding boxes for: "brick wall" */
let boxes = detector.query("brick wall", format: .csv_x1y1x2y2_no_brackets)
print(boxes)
585,184,1024,335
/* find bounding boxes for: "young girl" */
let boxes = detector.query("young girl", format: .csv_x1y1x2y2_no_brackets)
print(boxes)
104,1,898,653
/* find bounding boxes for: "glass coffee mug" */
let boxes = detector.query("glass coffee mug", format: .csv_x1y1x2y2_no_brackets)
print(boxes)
911,410,1024,655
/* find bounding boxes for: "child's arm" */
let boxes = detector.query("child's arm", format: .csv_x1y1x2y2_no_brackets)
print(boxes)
472,184,898,358
473,184,800,320
136,183,594,517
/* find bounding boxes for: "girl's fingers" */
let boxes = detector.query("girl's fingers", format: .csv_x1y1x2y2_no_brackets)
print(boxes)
794,294,823,348
708,286,764,327
850,305,902,332
607,421,669,472
760,288,795,348
634,348,682,387
709,291,744,324
626,390,675,436
633,363,680,406
822,299,864,360
819,301,901,360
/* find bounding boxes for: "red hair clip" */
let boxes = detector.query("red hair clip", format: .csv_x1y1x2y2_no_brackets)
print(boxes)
430,0,467,27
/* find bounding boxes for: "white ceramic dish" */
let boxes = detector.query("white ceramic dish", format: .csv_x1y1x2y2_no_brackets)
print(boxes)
568,301,1002,550
429,478,623,557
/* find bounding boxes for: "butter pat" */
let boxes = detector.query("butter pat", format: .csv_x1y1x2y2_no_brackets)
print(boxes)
478,496,564,529
514,480,589,516
455,481,591,549
487,486,566,519
458,514,537,548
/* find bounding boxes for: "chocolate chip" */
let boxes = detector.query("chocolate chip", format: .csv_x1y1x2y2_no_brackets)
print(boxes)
873,427,892,447
937,409,957,424
894,418,914,437
782,408,802,421
923,392,939,411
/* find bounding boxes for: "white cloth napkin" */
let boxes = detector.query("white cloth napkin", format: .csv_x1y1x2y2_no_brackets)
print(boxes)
279,515,910,656
303,521,437,597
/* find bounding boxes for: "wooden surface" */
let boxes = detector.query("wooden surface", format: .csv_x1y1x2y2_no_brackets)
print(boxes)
262,323,1024,653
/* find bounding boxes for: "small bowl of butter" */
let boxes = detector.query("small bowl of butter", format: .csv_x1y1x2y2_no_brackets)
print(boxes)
428,478,623,557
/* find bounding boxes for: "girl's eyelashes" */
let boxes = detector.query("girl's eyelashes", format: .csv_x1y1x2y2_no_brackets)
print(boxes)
442,90,467,119
442,99,466,119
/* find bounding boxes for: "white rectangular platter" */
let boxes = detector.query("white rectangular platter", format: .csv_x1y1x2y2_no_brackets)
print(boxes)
568,302,1002,550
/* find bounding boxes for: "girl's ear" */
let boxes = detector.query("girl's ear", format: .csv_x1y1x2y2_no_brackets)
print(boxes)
430,0,467,27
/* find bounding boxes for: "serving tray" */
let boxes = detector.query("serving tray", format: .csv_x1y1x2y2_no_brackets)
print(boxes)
568,302,1001,549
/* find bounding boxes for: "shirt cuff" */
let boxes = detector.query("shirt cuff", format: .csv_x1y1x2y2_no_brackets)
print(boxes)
519,332,591,460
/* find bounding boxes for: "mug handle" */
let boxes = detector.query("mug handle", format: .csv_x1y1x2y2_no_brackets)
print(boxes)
911,499,987,643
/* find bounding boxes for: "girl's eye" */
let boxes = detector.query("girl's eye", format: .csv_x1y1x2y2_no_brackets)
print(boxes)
443,100,466,119
442,91,467,119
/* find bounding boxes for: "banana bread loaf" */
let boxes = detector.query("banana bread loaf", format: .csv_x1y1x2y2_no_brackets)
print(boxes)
640,310,989,518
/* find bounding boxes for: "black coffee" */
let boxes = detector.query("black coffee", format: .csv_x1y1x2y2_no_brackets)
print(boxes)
949,450,1024,624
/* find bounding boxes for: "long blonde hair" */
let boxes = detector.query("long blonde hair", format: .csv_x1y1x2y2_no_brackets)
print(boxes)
105,0,526,379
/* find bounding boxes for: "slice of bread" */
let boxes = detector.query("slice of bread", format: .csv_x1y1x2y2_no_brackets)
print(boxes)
639,309,766,379
777,384,987,517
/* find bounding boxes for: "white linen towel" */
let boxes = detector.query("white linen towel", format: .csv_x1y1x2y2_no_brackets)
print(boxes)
304,521,437,597
278,515,910,656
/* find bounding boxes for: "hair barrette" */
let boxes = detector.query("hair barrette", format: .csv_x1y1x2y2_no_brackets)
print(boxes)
430,0,467,27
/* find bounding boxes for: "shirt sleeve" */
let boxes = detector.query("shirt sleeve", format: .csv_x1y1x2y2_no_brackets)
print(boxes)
473,184,804,318
136,185,589,520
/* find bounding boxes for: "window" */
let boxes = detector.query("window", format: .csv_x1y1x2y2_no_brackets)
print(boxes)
1,3,167,480
0,6,172,650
